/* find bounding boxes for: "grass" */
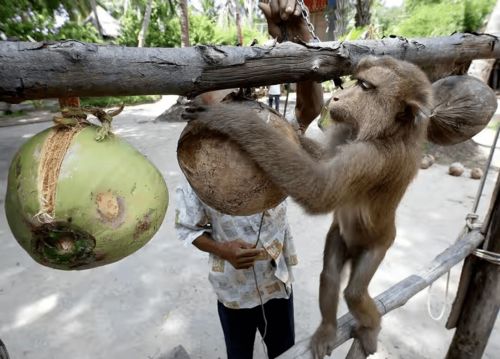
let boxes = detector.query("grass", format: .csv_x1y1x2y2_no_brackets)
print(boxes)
80,95,162,108
1,110,26,117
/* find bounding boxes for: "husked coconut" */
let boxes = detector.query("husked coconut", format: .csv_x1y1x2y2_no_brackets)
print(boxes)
177,98,299,215
449,162,465,176
470,167,483,180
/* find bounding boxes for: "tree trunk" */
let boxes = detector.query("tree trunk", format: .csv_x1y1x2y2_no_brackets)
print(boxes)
90,0,103,37
334,0,351,38
355,0,372,27
1,33,499,103
245,0,254,28
179,0,190,47
235,9,244,45
138,0,153,48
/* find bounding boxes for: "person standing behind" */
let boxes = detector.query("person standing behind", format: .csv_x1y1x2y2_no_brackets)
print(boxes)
268,84,281,112
175,182,298,359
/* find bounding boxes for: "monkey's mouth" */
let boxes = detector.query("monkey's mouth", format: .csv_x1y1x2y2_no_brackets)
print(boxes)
329,107,353,124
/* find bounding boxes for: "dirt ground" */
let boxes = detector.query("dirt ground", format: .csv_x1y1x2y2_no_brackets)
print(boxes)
0,96,499,359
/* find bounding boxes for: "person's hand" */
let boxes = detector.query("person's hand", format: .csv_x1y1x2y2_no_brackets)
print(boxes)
259,0,312,42
218,239,264,269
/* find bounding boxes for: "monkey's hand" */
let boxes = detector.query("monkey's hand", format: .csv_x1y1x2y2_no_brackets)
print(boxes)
259,0,312,42
217,240,265,270
310,323,337,359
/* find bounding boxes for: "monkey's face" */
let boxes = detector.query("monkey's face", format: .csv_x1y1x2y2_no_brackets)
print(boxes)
328,57,432,141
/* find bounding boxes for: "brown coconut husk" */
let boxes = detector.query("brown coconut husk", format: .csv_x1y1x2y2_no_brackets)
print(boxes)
177,97,299,215
427,75,498,146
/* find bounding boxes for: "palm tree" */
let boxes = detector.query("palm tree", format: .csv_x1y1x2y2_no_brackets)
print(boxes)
90,0,103,37
355,0,372,27
137,0,153,47
218,0,244,45
179,0,190,47
334,0,352,38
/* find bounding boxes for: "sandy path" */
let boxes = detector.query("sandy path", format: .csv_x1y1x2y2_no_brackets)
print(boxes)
0,97,498,359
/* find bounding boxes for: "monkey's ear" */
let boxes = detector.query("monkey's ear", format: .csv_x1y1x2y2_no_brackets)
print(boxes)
399,100,431,124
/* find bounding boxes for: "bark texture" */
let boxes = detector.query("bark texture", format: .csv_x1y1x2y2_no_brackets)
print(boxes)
0,33,499,103
179,0,190,48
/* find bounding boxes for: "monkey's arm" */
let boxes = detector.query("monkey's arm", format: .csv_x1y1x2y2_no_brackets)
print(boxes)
184,104,385,213
299,135,325,160
325,123,355,157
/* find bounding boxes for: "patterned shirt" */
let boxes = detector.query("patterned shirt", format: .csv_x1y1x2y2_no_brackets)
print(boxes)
175,181,298,309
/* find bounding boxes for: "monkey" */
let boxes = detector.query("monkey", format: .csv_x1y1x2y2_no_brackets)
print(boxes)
182,55,433,358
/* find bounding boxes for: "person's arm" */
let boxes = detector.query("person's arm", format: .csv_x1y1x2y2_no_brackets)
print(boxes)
175,183,263,269
193,233,264,270
296,80,324,133
259,0,324,132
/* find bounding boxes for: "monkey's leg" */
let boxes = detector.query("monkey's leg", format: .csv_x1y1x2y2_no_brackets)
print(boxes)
344,247,386,355
311,224,348,359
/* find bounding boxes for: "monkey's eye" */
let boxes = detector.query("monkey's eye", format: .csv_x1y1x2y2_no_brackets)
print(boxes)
357,79,374,90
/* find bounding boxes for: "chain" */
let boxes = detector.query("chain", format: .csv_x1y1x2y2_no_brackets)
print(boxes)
296,0,320,41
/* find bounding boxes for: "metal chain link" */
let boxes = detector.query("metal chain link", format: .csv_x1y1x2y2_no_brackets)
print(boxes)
296,0,320,41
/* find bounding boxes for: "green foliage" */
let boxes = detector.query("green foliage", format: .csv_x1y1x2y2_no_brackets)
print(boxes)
118,4,267,47
340,26,368,41
392,1,464,37
463,0,496,32
375,0,496,37
80,95,161,108
56,22,102,43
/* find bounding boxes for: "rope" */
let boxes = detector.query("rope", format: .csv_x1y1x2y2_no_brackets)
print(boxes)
426,120,500,321
427,270,450,321
54,105,124,141
252,211,269,359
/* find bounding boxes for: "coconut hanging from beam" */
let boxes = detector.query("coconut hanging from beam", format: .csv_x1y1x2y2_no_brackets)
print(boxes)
4,107,169,270
427,75,498,145
177,96,300,216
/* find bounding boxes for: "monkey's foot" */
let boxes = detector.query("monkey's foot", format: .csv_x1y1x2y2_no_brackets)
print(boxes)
310,323,337,359
354,326,380,355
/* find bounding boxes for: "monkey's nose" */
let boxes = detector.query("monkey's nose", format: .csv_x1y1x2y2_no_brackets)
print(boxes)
333,97,339,102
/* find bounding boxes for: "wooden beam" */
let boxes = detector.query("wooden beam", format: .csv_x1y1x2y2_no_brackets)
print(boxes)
445,174,500,358
278,229,484,359
0,33,499,103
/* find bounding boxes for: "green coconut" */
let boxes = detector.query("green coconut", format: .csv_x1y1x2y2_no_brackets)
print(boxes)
5,122,168,270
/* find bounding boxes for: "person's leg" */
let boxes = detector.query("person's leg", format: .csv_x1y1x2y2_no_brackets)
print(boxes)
218,301,258,359
256,293,295,359
268,96,273,108
274,95,280,112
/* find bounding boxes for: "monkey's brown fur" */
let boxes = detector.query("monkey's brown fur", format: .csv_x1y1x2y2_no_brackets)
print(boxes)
183,56,433,358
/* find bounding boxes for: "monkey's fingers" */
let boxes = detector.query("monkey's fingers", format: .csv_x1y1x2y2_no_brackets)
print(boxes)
181,106,206,121
184,105,207,113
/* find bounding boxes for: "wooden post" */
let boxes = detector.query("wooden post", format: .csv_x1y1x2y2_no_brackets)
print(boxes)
445,175,500,358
